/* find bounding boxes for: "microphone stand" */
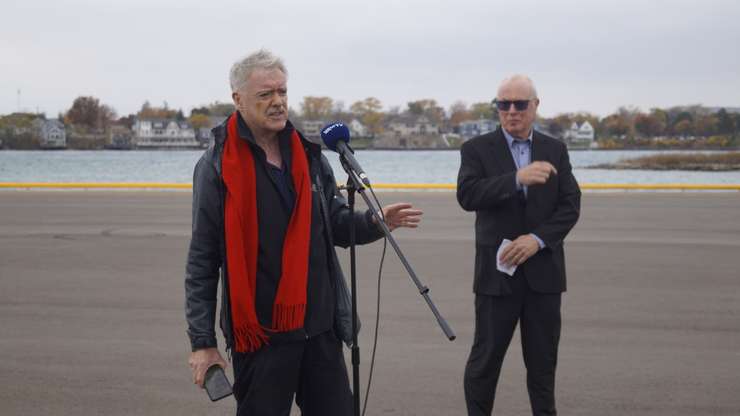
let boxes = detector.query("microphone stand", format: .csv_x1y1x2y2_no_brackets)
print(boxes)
338,154,456,416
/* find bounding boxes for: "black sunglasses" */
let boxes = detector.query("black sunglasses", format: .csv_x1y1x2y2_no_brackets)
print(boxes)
493,99,531,112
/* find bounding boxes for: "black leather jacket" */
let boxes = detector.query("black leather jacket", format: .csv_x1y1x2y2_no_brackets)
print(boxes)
185,120,383,352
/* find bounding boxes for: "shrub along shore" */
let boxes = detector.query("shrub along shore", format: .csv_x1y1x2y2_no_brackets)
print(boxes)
591,152,740,171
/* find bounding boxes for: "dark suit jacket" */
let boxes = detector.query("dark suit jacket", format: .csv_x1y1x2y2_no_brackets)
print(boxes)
457,127,581,295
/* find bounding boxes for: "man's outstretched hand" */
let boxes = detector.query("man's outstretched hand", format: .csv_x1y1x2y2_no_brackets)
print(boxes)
374,202,423,231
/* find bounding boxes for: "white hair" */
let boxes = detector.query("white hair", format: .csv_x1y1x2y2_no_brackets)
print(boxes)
498,74,538,99
229,49,288,92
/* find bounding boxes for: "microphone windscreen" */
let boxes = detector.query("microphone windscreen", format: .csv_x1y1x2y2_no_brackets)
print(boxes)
320,122,351,152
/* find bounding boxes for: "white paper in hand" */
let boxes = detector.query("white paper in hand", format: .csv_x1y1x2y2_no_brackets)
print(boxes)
496,239,517,277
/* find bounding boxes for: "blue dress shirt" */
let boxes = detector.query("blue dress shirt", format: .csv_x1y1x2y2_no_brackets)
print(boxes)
502,128,546,250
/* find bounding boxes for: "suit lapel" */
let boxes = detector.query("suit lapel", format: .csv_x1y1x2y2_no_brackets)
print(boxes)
489,128,517,174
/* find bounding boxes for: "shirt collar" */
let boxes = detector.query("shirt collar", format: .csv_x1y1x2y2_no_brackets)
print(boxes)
502,127,533,148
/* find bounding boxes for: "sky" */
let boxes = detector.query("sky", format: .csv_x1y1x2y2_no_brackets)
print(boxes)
2,0,739,119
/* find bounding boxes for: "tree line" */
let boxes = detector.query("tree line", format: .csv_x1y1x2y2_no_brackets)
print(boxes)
2,95,739,149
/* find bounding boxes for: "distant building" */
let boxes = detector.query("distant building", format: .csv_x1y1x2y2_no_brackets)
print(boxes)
107,125,134,149
195,116,228,146
458,118,498,140
563,121,595,142
387,115,440,137
132,118,199,149
33,118,67,149
348,119,367,138
300,120,326,141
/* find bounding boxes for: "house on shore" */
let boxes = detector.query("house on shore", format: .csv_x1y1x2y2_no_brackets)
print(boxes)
458,118,498,140
387,115,440,137
348,119,368,138
300,120,326,142
132,118,199,149
374,115,448,149
107,125,134,149
195,116,228,146
563,121,596,148
33,119,67,149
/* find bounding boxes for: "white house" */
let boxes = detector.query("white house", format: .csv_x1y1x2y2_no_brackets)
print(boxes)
300,120,326,142
348,119,367,138
33,119,66,149
132,119,199,149
563,121,595,142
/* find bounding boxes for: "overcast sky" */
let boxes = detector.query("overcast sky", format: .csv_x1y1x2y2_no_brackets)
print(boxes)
2,0,739,119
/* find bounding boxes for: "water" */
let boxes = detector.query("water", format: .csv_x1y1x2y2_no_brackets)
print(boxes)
0,149,738,184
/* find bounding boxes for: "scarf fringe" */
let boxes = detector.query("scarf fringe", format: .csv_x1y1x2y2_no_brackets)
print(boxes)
232,324,269,353
272,303,306,332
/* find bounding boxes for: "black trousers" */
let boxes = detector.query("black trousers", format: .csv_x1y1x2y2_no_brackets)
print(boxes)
232,330,352,416
464,271,562,416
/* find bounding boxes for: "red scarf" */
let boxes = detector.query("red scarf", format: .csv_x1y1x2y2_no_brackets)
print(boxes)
221,113,312,353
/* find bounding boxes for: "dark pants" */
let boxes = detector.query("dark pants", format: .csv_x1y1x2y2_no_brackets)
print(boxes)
232,330,352,416
464,272,562,416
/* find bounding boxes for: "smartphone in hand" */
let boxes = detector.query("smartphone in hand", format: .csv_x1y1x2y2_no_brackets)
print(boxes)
204,364,233,402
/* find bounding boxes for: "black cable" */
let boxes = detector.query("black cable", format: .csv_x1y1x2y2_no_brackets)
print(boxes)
361,185,387,416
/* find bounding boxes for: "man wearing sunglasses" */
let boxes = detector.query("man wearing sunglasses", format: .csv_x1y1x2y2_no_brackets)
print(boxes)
457,75,581,416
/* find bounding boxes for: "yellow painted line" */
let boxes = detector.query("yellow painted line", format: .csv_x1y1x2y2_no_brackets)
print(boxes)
0,182,192,189
0,182,739,191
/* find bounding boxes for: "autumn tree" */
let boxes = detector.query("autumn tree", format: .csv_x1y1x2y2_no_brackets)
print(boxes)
449,101,472,126
405,98,445,125
634,113,665,137
138,101,177,119
207,102,235,117
330,100,353,123
693,114,718,137
116,114,136,129
470,102,495,121
351,97,384,137
189,114,211,129
190,106,210,116
716,108,736,137
673,119,693,137
545,114,574,138
301,96,334,120
64,96,116,131
668,111,693,135
601,113,630,137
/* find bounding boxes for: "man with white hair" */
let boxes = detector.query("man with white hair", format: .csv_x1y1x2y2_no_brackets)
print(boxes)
185,49,422,415
457,75,581,415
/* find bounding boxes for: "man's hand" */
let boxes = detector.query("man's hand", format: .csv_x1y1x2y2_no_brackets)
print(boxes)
373,202,423,231
516,161,557,186
188,347,227,388
499,234,540,267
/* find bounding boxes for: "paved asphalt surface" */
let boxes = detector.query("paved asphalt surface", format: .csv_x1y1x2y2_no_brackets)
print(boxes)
1,191,739,415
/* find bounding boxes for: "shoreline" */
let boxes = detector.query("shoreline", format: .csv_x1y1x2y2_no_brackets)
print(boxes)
590,151,740,171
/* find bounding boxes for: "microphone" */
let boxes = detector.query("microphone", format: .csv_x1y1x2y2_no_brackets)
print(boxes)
320,122,371,186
